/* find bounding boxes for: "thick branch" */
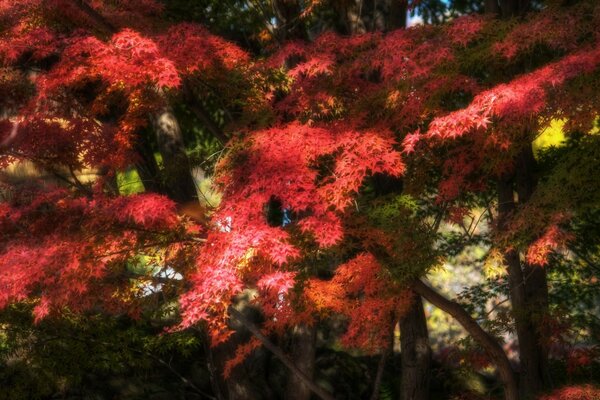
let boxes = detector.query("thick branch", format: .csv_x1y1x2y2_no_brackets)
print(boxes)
229,308,334,400
412,279,519,400
71,0,117,34
0,120,19,149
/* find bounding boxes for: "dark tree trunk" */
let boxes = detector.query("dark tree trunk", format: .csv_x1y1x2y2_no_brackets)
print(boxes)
370,345,390,400
208,294,274,400
334,0,406,34
211,335,263,400
273,0,307,41
152,107,198,204
400,295,431,400
413,280,519,400
134,128,164,194
212,339,263,399
96,165,119,195
497,144,550,398
144,107,264,399
483,0,548,394
485,0,501,15
499,0,529,18
384,0,407,30
285,324,318,400
521,261,550,393
230,308,335,400
333,0,368,34
497,176,537,392
516,148,549,383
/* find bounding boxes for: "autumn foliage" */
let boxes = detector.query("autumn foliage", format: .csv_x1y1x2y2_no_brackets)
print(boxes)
1,0,600,398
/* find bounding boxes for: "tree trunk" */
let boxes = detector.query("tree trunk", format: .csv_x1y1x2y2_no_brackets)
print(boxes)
497,144,550,398
152,107,198,203
285,324,318,400
400,294,431,400
230,308,335,400
273,0,307,41
484,0,548,393
146,107,264,399
499,0,529,18
133,128,164,194
521,261,550,392
483,0,547,394
484,0,501,15
370,345,390,400
384,0,407,30
211,333,263,399
413,280,519,400
332,0,407,34
498,178,541,397
338,0,367,34
516,145,550,390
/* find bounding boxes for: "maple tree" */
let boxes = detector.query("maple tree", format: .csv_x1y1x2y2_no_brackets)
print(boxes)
1,0,600,399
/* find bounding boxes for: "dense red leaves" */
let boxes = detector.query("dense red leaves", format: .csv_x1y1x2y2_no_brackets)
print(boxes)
255,271,300,333
205,4,600,361
539,385,600,400
445,15,486,47
0,117,123,171
424,44,600,142
0,187,185,319
526,223,574,267
179,122,404,341
178,256,243,343
436,149,485,202
257,271,297,294
0,0,59,63
110,193,179,228
494,2,600,60
157,24,249,74
35,29,182,133
1,0,249,175
213,122,403,254
417,32,600,203
306,253,412,351
266,20,481,129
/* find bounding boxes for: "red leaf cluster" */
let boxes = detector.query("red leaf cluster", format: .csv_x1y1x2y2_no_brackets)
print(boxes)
306,253,412,352
539,385,600,400
0,186,185,319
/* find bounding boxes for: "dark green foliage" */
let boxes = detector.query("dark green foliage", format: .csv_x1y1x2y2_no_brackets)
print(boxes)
0,305,208,400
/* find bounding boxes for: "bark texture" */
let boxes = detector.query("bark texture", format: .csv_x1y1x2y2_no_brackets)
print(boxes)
273,0,307,41
400,295,431,400
285,324,318,400
497,144,550,398
153,108,198,203
413,280,519,400
333,0,406,34
231,308,335,400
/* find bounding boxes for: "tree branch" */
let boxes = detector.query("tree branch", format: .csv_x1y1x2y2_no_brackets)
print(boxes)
412,279,519,400
229,307,335,400
71,0,117,34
